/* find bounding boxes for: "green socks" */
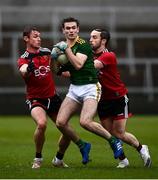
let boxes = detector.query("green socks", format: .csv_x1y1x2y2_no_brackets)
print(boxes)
76,139,86,149
108,136,117,145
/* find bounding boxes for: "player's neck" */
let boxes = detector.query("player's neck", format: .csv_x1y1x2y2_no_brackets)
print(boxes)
26,47,39,54
67,36,79,48
95,46,105,54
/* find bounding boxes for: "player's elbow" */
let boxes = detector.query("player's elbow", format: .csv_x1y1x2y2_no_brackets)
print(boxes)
75,64,82,70
74,62,84,70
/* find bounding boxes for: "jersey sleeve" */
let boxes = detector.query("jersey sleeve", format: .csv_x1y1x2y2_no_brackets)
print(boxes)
17,58,28,69
97,52,117,65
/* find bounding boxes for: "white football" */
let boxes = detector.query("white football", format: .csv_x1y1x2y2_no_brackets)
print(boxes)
57,53,69,65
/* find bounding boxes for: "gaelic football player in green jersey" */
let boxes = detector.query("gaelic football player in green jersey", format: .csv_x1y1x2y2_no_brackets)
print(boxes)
51,17,124,165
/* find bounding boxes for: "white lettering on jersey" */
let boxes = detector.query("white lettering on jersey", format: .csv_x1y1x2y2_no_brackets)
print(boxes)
34,66,50,76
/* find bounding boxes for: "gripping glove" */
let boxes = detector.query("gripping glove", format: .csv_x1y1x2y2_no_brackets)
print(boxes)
27,61,35,73
51,47,64,60
54,41,68,51
56,64,68,76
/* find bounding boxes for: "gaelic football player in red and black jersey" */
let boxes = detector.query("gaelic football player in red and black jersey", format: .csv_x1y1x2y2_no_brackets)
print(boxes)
17,26,70,169
90,28,151,168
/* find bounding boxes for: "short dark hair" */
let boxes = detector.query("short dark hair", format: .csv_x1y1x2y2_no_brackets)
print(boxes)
23,26,39,37
61,17,80,28
94,28,110,45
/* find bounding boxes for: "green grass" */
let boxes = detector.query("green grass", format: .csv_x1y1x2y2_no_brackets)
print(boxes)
0,115,158,179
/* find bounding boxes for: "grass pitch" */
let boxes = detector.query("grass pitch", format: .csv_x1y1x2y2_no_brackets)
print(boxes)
0,115,157,179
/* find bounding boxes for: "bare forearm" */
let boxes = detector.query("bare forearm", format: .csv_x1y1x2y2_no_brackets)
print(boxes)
65,48,83,70
19,64,29,77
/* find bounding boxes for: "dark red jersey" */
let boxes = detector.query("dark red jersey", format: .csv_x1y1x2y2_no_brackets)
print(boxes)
17,47,56,99
95,50,128,100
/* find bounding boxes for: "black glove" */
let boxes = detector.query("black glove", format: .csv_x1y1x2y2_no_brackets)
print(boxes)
27,61,35,73
57,64,68,76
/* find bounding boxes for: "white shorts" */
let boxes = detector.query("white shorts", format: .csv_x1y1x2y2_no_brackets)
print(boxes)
66,82,102,104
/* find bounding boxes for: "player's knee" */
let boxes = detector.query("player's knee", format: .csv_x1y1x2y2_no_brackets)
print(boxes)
112,129,124,139
37,122,47,131
80,119,90,129
56,120,66,129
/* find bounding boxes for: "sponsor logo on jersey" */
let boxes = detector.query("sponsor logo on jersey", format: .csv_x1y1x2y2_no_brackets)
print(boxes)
34,66,50,77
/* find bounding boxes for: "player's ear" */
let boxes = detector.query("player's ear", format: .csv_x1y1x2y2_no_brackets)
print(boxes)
102,39,107,46
23,36,28,43
77,26,79,33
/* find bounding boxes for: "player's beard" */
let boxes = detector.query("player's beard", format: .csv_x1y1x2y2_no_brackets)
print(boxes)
92,41,102,51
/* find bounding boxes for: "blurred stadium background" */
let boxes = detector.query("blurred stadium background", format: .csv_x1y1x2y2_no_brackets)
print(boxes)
0,0,158,115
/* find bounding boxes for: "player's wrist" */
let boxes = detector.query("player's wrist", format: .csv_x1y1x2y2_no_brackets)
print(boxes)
51,47,65,60
27,62,35,73
27,66,32,73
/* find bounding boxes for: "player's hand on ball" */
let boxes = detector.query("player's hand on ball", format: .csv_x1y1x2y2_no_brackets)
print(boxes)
51,47,59,60
54,41,68,51
51,46,68,65
51,47,63,59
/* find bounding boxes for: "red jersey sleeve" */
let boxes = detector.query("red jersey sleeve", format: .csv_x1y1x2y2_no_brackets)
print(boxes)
97,52,116,65
17,58,28,69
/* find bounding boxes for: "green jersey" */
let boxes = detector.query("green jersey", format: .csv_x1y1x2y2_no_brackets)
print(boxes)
66,37,98,85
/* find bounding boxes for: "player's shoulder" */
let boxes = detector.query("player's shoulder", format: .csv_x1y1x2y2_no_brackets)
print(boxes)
20,51,29,59
102,51,116,59
76,37,91,51
109,51,116,57
76,37,87,45
20,47,51,59
98,50,117,64
17,51,28,64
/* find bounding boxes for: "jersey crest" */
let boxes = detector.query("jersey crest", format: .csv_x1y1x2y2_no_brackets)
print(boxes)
76,37,85,44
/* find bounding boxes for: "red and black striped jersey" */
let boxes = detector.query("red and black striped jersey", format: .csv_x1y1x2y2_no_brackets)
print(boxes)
17,47,56,99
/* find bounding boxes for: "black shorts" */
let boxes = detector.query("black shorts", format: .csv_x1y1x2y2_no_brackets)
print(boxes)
97,94,132,120
26,94,62,115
